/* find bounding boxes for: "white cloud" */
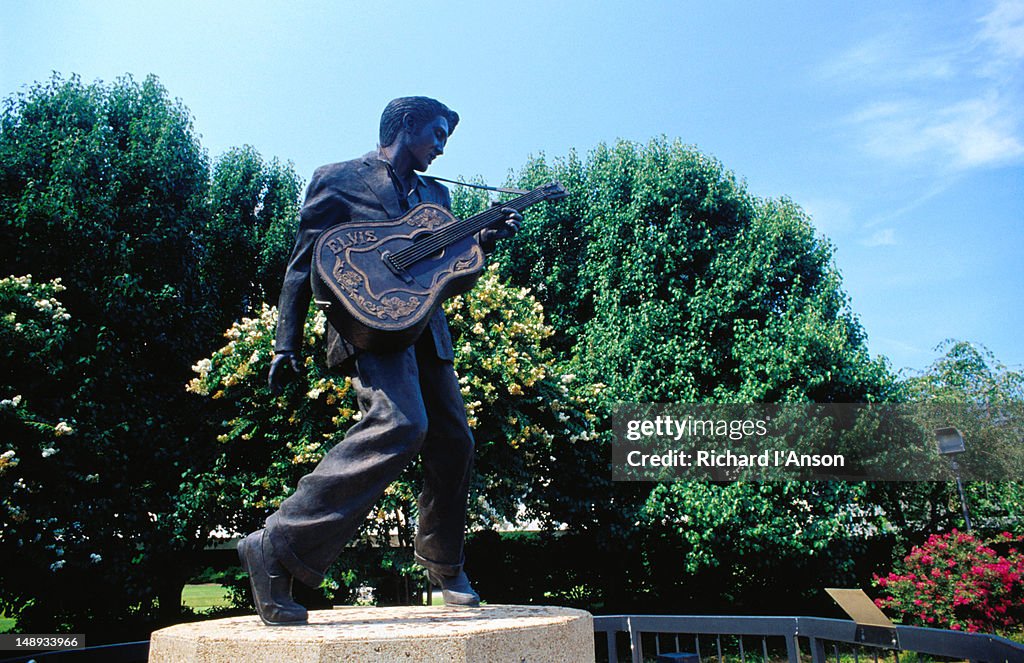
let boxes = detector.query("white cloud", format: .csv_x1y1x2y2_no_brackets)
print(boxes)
823,1,1024,172
862,178,961,229
848,94,1024,169
820,37,956,84
800,196,854,236
925,96,1024,167
978,0,1024,60
862,228,897,247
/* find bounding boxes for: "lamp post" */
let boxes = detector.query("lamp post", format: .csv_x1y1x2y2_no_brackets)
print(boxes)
934,427,972,532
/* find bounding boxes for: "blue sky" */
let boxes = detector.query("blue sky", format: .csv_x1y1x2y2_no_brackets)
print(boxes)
3,1,1022,375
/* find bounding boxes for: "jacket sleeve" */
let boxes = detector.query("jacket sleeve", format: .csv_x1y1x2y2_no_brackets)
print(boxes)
274,167,349,354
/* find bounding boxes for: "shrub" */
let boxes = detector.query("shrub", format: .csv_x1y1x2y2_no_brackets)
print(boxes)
873,529,1024,633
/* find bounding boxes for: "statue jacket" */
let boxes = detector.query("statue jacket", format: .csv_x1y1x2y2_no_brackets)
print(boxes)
273,150,455,369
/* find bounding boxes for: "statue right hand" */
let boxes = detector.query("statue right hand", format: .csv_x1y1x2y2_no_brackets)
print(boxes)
268,352,303,395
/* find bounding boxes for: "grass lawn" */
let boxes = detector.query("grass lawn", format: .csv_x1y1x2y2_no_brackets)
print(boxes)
181,583,233,613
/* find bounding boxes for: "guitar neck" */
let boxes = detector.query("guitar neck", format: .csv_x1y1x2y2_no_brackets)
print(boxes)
455,188,555,238
391,185,560,270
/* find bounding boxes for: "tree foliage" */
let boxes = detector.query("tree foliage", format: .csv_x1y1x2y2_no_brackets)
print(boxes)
870,341,1024,547
481,140,900,611
641,482,883,611
0,74,216,635
0,74,300,636
204,145,302,321
493,138,893,403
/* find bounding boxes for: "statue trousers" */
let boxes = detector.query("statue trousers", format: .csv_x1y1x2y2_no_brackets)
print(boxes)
265,332,474,588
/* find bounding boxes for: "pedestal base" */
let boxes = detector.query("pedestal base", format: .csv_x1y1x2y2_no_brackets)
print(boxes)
149,604,594,662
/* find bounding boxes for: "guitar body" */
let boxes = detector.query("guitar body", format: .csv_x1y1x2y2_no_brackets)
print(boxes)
311,203,486,353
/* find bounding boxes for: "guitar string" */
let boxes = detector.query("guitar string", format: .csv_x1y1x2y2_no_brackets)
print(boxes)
393,191,541,266
395,205,520,265
396,183,559,265
392,190,547,268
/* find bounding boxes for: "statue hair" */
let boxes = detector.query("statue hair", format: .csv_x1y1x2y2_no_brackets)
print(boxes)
379,97,459,147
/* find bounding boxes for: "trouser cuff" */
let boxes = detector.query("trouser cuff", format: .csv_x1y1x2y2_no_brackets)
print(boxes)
414,550,463,577
265,517,325,588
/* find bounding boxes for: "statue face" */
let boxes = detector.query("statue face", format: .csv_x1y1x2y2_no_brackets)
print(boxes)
405,114,449,172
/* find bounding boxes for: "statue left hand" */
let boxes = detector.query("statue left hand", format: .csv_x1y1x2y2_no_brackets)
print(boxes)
480,206,522,250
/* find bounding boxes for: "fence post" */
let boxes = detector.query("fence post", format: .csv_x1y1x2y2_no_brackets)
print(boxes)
785,634,801,663
810,636,828,663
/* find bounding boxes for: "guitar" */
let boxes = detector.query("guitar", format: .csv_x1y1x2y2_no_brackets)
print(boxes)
311,181,568,352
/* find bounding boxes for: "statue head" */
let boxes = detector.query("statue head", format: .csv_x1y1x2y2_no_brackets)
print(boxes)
379,97,459,148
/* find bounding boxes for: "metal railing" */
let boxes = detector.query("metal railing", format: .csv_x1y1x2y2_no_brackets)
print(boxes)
593,615,1024,663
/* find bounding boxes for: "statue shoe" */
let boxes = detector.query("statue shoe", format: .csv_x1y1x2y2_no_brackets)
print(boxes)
427,570,481,607
237,530,308,626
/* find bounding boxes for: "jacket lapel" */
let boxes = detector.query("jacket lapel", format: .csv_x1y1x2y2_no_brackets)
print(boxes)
355,152,404,219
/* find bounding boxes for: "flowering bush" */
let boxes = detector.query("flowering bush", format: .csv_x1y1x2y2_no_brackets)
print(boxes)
0,274,94,624
184,263,601,555
873,529,1024,633
1,274,75,490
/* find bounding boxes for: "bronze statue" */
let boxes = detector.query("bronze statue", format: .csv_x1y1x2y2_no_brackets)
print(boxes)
237,97,522,626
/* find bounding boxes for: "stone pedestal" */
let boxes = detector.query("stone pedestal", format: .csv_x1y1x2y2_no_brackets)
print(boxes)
148,604,594,662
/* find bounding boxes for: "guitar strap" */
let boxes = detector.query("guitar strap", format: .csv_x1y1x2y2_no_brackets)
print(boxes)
421,175,529,196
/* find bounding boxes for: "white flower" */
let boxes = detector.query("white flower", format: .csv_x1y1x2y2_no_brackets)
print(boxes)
90,553,102,564
1,395,24,411
54,421,73,437
191,358,212,375
41,447,58,458
35,299,53,311
50,560,65,571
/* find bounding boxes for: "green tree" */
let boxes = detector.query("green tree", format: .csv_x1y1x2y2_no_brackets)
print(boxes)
641,482,884,612
904,340,1024,483
1,276,76,579
0,74,302,636
871,341,1024,543
0,73,216,635
487,139,899,612
204,145,302,321
494,138,893,403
